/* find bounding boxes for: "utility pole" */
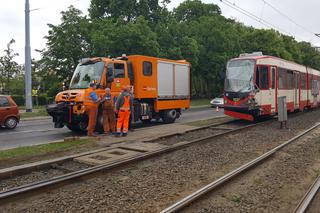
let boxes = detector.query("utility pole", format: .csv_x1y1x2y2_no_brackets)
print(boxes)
25,0,32,112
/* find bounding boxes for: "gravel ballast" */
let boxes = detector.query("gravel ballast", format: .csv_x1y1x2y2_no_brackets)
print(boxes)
2,110,320,212
183,123,320,212
0,161,92,192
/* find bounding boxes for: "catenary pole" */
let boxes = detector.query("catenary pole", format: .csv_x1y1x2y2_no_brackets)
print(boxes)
25,0,32,112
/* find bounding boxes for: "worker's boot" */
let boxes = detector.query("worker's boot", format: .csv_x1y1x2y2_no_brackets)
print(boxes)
122,133,127,137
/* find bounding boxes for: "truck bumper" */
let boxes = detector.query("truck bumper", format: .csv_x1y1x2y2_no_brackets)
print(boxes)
47,103,87,128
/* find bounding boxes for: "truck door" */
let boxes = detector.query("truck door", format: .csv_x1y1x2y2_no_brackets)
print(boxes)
109,62,130,94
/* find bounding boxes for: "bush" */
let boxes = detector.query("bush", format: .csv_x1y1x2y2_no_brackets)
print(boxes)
38,95,48,105
11,95,25,106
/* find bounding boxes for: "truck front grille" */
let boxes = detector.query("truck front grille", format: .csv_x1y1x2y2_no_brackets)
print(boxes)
61,92,78,101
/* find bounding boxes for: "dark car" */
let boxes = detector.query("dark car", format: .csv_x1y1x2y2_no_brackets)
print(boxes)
0,95,20,129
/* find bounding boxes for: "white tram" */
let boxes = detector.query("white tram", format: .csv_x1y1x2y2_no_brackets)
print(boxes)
224,52,320,121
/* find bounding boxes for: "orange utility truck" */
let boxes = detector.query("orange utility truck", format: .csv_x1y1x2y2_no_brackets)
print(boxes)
47,55,190,132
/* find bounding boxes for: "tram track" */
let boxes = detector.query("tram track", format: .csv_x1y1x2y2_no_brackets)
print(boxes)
0,119,258,205
294,176,320,213
2,109,320,212
161,122,320,213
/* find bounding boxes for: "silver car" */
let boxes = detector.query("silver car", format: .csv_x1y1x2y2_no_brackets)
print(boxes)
210,96,224,108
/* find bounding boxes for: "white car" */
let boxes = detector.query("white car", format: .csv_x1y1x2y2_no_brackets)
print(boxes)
210,96,224,108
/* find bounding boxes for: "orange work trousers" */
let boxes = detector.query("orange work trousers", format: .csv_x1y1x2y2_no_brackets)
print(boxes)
87,105,98,136
116,110,130,133
103,109,115,133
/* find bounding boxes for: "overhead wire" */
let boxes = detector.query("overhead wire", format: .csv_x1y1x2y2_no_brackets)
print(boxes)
260,0,316,36
219,0,295,37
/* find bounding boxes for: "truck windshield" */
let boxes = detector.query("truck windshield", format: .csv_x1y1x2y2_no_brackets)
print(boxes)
69,61,104,89
225,59,255,93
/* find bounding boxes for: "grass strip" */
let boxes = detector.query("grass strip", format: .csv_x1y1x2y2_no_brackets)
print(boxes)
20,108,48,118
190,99,210,107
0,139,93,162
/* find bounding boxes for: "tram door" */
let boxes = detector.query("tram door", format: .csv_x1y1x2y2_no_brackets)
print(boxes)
294,72,299,109
270,67,276,112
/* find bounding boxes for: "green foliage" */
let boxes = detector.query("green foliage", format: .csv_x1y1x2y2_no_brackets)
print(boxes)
0,39,21,93
11,95,24,106
38,0,320,98
41,6,91,82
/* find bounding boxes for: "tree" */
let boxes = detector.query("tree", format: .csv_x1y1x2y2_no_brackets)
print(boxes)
41,6,91,81
174,0,221,22
89,0,171,26
0,39,21,93
91,16,160,57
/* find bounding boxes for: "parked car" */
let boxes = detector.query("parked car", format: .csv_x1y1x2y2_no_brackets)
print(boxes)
210,95,224,108
0,95,20,129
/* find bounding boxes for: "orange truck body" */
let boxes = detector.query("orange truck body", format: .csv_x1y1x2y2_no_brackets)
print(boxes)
47,55,190,132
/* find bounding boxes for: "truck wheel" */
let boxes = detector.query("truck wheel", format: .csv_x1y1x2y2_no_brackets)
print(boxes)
5,117,18,129
141,118,152,124
95,111,104,133
78,121,88,132
161,110,177,124
67,124,81,132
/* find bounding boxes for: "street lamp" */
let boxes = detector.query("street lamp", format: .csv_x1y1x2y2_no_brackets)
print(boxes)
25,0,32,112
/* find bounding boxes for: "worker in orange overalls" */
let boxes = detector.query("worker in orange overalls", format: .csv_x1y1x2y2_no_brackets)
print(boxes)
87,82,101,137
101,87,115,135
115,86,133,137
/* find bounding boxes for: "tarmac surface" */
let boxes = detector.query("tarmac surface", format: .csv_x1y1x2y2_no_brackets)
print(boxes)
0,107,224,150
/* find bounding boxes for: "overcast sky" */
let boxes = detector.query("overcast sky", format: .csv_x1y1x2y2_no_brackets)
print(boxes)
1,0,320,64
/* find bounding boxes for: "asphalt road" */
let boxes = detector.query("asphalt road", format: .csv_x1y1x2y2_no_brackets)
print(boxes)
0,107,224,150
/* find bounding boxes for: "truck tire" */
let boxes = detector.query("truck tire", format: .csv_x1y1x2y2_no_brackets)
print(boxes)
95,111,104,133
67,124,81,132
161,109,177,124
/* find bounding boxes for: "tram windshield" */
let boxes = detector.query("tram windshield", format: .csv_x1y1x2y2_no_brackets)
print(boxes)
225,59,255,93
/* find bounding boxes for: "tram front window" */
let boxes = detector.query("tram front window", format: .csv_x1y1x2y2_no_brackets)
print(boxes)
225,59,255,93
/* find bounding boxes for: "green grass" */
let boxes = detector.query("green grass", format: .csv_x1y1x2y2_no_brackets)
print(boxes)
20,107,49,118
0,139,92,161
19,105,47,110
231,195,241,203
190,99,211,107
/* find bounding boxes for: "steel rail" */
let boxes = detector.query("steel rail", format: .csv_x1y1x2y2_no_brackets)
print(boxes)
0,118,240,180
160,122,320,213
294,175,320,213
0,122,260,203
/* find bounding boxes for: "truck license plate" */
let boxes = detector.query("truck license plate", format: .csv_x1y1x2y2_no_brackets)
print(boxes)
142,115,149,120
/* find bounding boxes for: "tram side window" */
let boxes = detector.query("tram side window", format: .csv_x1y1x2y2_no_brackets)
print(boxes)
309,74,313,90
278,68,286,89
301,73,307,89
287,71,294,89
256,66,269,89
271,68,276,89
